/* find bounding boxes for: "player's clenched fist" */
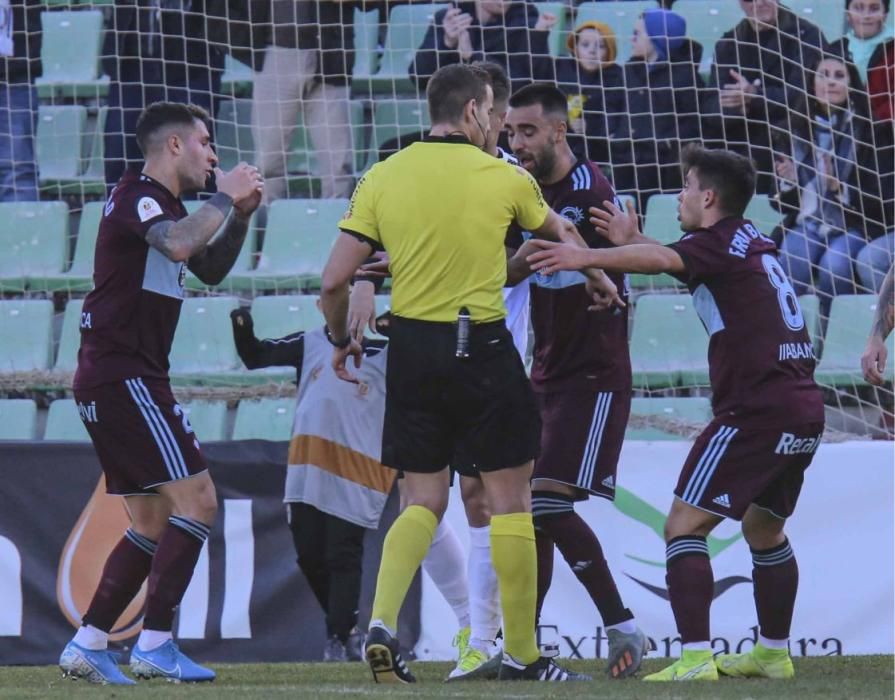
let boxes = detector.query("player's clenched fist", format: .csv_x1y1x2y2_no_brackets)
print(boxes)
214,162,264,214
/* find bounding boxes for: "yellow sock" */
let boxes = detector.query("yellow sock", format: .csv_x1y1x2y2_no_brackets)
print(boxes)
370,505,438,631
490,512,540,665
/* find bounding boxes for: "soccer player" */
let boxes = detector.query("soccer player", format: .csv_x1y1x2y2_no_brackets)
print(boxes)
321,63,620,684
861,263,894,386
59,102,263,685
504,83,648,679
526,145,826,682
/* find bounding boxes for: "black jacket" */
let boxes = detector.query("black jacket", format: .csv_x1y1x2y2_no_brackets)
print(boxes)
412,1,551,93
1,0,42,85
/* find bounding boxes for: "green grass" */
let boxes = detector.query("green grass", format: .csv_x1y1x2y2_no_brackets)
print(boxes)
1,657,892,699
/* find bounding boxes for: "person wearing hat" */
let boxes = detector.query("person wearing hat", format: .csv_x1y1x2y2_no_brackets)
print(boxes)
608,8,707,210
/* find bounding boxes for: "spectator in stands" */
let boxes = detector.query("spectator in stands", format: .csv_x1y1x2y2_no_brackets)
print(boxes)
608,9,704,210
705,0,826,194
102,1,229,191
867,38,895,122
547,20,623,163
837,0,893,83
252,1,356,203
411,1,556,94
0,0,41,202
773,51,885,300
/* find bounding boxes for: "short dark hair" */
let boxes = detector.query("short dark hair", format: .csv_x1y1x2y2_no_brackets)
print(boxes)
508,83,568,121
847,0,890,12
135,102,210,156
473,61,511,105
426,64,490,125
681,144,756,217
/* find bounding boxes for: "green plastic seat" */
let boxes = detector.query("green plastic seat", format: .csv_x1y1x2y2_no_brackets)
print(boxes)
35,10,109,99
816,295,894,386
785,0,846,42
54,298,84,373
36,105,87,182
169,296,242,381
630,194,683,290
251,295,323,339
672,0,746,77
181,400,229,442
232,398,295,441
230,199,349,292
221,54,254,97
798,294,822,351
573,2,659,65
0,399,39,440
352,7,382,83
44,399,90,441
744,194,783,239
626,396,713,440
0,300,54,372
361,99,430,172
0,201,68,292
42,201,103,292
630,293,709,389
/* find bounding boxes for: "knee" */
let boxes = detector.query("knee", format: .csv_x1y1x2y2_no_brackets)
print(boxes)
173,481,218,525
742,520,786,551
462,487,491,528
405,495,447,522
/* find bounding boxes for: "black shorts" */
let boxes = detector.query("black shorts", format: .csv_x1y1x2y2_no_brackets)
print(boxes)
382,316,540,474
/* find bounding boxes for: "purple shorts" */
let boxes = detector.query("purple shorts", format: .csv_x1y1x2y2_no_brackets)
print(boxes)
73,377,207,495
533,390,631,500
675,419,825,520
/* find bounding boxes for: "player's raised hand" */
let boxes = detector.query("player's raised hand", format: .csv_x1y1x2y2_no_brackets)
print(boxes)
526,239,591,274
214,163,264,207
590,198,640,246
332,339,364,384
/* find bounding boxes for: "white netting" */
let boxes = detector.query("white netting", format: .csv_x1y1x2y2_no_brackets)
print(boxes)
0,1,891,440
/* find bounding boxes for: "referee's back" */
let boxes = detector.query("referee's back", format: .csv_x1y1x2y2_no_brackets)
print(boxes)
339,137,548,323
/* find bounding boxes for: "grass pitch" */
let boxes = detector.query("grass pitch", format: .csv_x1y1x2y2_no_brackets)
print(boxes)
1,656,891,699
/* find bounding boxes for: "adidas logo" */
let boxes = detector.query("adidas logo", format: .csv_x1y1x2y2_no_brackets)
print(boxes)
571,560,592,573
712,493,731,508
602,475,615,489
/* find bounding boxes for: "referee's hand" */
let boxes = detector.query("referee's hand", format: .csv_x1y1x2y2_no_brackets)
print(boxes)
333,338,364,384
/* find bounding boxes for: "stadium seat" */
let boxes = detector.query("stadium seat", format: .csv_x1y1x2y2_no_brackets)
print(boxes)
0,399,39,440
251,295,322,339
798,294,822,351
744,194,783,239
785,0,846,43
626,396,713,440
672,0,746,77
35,105,87,182
54,298,84,374
0,300,54,373
363,3,449,94
169,296,242,381
573,2,659,65
232,398,295,441
535,2,568,57
352,6,382,82
42,201,103,292
229,199,348,292
361,99,430,172
44,399,90,441
630,194,683,289
220,54,254,97
630,293,709,389
816,295,894,386
181,400,229,442
0,201,68,292
35,10,109,99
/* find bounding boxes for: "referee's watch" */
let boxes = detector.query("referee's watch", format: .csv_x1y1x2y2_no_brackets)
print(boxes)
324,325,352,349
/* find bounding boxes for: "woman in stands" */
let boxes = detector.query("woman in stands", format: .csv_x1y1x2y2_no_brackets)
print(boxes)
836,0,893,83
772,48,885,303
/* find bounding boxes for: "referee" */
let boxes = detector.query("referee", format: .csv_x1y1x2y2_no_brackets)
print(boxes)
321,64,602,683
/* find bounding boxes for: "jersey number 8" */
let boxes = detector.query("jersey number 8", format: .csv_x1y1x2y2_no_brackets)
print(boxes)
762,254,804,331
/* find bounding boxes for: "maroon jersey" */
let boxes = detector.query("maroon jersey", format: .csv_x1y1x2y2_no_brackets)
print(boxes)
73,172,188,389
528,160,631,393
667,217,825,429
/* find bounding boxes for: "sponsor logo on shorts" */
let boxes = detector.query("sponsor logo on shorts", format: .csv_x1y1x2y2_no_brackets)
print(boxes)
774,432,822,455
77,401,98,424
712,493,731,508
601,475,615,489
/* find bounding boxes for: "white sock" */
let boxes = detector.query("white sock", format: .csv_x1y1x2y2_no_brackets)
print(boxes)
606,619,637,635
422,519,470,629
72,624,108,651
759,634,789,650
682,641,711,652
467,525,501,651
137,629,173,652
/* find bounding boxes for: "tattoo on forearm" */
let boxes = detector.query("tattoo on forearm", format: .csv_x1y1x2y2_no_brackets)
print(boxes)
872,264,895,340
145,203,226,261
188,214,250,286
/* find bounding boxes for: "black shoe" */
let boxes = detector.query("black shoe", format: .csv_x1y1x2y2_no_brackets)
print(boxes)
498,651,591,682
345,626,365,662
324,635,347,663
364,624,416,684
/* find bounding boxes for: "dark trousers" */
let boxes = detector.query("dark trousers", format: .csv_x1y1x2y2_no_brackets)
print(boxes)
287,502,365,640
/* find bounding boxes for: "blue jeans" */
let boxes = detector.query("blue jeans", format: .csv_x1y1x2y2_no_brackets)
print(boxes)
0,85,39,202
856,232,894,292
778,221,870,299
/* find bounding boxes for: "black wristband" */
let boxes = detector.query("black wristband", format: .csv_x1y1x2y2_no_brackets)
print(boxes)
207,191,234,218
325,325,351,349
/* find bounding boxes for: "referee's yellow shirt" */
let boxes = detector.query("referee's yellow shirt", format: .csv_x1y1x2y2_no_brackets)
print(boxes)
338,137,550,323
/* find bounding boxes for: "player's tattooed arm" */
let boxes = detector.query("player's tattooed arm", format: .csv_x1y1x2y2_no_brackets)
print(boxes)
187,210,251,286
872,264,895,341
861,263,894,386
144,200,227,263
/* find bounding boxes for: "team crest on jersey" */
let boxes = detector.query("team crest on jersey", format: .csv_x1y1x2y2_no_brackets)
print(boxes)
559,205,585,225
137,197,163,222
